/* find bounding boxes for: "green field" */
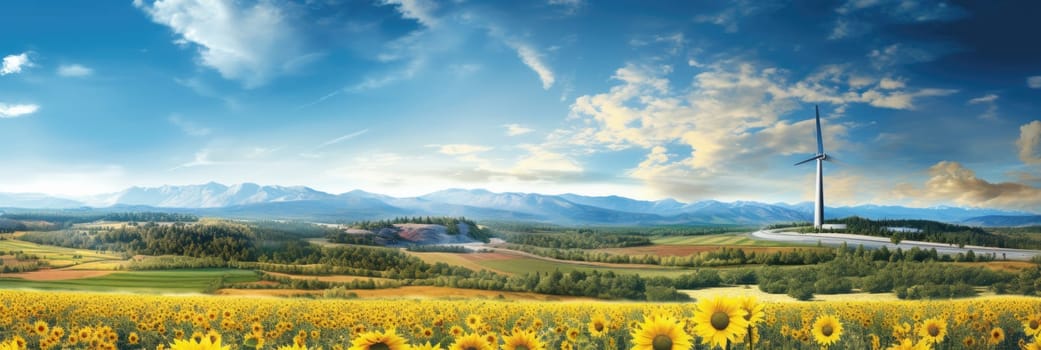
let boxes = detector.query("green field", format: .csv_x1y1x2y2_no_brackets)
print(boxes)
0,269,259,293
477,257,697,278
0,236,125,268
651,232,806,246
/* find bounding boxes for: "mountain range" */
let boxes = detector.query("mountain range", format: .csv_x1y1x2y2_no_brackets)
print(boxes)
0,182,1034,226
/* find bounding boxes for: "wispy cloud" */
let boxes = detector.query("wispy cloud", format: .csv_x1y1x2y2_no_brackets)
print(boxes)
1,53,32,75
168,115,212,136
0,103,39,118
319,129,370,149
57,64,93,77
301,129,370,158
968,93,1000,120
503,124,534,136
507,41,555,89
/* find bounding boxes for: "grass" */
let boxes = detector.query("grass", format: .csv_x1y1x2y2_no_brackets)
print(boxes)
0,236,125,268
0,269,259,293
477,257,696,278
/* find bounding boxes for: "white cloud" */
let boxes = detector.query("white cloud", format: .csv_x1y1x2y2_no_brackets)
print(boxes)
1027,76,1041,89
431,144,493,155
1018,120,1041,165
168,115,212,136
694,9,739,33
503,124,534,136
828,19,850,40
893,161,1041,211
878,77,905,89
172,150,216,169
967,94,1000,120
57,64,93,77
513,146,582,174
381,0,439,27
135,0,304,88
968,94,998,104
1,53,32,75
0,103,39,118
507,41,555,89
868,43,935,68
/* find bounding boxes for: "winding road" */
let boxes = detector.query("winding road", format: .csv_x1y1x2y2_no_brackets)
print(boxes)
750,230,1041,261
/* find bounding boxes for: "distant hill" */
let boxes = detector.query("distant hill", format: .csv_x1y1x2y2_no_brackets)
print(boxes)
0,183,1034,225
962,215,1041,227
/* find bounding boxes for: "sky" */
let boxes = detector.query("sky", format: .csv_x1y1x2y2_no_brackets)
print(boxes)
1,0,1041,211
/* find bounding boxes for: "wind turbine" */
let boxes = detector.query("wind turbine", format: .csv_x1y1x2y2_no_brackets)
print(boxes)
794,105,831,229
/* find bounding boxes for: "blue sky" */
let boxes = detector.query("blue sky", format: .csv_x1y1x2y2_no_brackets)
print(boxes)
1,0,1040,211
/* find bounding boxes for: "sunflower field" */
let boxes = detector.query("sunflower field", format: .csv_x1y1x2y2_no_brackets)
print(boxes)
1,290,1040,350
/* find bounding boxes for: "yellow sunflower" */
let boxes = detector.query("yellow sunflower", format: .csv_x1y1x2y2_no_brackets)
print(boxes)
885,338,928,350
692,297,748,349
1024,314,1041,337
812,315,843,348
168,336,231,350
277,345,307,350
448,332,494,350
33,321,49,337
988,327,1004,345
631,312,694,350
739,296,765,326
410,342,444,350
961,336,975,347
588,315,610,338
502,329,545,350
917,317,946,344
0,339,19,350
349,328,409,350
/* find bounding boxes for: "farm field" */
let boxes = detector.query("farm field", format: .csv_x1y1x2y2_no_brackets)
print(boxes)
0,236,125,268
0,269,258,293
2,290,1041,350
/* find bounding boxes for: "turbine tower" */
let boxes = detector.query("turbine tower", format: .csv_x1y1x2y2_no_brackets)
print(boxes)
794,105,830,229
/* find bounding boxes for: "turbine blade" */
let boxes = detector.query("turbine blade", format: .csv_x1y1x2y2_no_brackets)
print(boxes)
815,105,824,155
794,155,821,166
824,154,844,166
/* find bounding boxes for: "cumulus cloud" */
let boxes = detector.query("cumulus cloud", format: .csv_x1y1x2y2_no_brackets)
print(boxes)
57,64,93,77
503,124,534,136
893,161,1041,211
135,0,304,88
507,41,555,89
1018,120,1041,165
564,59,955,200
1,53,32,75
1028,76,1041,89
0,103,39,118
380,0,439,27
